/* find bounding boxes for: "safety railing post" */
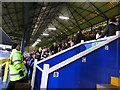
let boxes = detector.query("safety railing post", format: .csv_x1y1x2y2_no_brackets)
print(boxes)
81,40,84,43
40,64,50,90
116,31,120,36
31,59,37,90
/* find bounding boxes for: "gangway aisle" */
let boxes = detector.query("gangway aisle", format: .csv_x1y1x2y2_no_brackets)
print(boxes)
32,32,120,89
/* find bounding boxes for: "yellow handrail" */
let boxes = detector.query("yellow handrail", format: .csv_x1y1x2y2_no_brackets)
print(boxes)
3,61,9,82
0,58,9,66
0,58,9,82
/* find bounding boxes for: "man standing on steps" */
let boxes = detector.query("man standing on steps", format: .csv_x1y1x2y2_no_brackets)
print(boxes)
7,43,26,90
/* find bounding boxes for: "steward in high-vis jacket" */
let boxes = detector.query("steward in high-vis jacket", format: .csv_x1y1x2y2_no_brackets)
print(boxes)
8,43,26,90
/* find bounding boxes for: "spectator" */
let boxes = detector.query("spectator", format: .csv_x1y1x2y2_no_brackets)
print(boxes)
90,30,96,40
58,42,62,52
64,42,69,49
61,43,65,50
84,32,91,41
98,18,119,38
68,39,74,47
75,30,84,44
61,42,69,50
38,47,42,53
35,50,41,61
96,29,102,39
50,42,58,55
117,17,120,31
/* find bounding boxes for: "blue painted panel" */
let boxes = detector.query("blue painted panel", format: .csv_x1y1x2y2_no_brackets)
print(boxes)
47,38,119,88
34,38,119,89
38,44,86,69
85,40,105,49
35,44,86,90
38,40,105,69
34,68,42,90
116,38,120,76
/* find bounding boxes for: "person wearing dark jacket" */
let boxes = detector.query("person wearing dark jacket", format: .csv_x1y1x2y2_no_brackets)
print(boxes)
75,30,84,44
35,50,41,61
50,42,58,55
98,18,119,38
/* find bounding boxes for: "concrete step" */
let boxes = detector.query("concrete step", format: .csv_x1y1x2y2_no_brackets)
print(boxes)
14,82,31,90
97,84,119,90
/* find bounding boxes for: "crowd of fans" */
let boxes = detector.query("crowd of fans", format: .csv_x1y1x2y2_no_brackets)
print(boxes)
23,17,120,82
1,17,119,87
23,24,106,82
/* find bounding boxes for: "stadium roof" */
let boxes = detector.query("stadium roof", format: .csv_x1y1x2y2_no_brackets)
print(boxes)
1,2,120,47
0,27,13,45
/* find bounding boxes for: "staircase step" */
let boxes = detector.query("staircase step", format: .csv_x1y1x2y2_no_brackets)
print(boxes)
14,82,31,90
111,77,120,87
97,84,119,90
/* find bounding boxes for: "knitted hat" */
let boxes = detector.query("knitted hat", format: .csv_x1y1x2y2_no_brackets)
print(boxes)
12,43,18,49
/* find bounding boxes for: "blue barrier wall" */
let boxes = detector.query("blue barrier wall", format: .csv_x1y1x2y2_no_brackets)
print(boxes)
37,40,105,69
34,38,120,89
85,40,105,49
34,44,86,89
38,44,86,69
47,38,120,88
34,68,42,89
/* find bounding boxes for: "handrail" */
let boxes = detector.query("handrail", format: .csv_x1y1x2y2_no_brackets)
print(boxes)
3,61,9,82
0,58,9,83
0,62,6,68
0,58,9,68
37,34,118,65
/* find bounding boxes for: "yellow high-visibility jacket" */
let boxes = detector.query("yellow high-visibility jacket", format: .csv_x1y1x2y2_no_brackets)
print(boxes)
9,49,26,81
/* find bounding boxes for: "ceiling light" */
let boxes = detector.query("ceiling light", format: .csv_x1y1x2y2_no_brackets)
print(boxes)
59,16,69,20
32,41,39,47
35,25,38,28
37,39,41,42
43,33,49,36
48,27,56,30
